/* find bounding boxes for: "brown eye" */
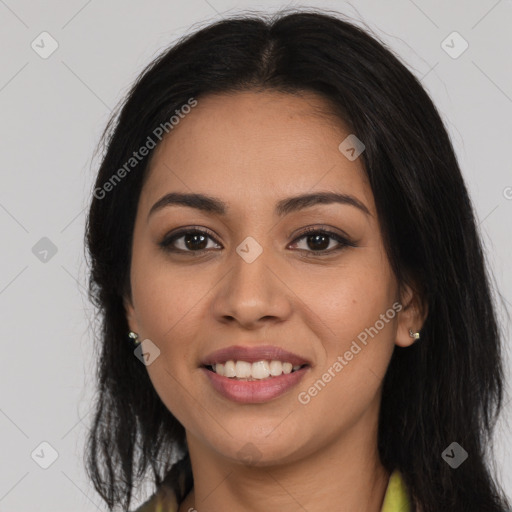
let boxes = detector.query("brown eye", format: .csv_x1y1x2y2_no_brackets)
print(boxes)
159,228,221,253
289,227,357,255
304,232,331,251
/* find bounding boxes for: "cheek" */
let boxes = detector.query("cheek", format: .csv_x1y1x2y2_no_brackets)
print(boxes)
298,253,396,345
130,248,207,343
297,317,396,436
296,253,397,411
130,262,206,427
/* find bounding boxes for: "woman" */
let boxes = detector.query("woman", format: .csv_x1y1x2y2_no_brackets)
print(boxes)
84,9,511,512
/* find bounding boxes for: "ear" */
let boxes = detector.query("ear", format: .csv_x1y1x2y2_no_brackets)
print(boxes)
395,281,428,348
123,294,139,334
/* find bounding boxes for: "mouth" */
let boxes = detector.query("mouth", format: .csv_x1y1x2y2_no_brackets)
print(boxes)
200,345,312,404
200,345,312,403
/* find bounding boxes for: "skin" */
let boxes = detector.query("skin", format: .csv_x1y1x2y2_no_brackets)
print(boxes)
124,90,426,512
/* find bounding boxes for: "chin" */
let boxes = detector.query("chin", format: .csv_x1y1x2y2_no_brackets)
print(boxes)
210,433,312,468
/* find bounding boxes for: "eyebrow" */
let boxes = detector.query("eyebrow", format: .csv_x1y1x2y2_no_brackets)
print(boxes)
147,191,371,221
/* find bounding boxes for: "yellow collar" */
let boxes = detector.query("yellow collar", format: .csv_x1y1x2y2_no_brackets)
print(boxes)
381,469,411,512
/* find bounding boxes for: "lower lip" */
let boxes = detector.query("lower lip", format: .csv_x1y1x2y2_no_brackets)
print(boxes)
201,366,309,403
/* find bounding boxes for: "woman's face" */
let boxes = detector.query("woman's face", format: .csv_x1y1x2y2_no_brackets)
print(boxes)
125,90,419,466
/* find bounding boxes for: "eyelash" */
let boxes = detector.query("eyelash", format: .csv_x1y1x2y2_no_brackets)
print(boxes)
159,225,357,257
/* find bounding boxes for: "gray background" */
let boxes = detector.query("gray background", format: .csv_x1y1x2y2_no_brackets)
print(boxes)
0,0,511,510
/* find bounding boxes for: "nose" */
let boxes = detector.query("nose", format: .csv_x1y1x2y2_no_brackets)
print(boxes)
211,244,293,330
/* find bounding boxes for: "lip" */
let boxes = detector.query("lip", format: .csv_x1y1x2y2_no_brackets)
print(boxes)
201,345,311,367
201,365,310,403
200,345,311,404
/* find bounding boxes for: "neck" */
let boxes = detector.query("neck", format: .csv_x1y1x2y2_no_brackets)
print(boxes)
179,406,390,512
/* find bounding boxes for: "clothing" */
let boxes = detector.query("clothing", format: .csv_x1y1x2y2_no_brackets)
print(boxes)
132,469,411,512
381,470,412,512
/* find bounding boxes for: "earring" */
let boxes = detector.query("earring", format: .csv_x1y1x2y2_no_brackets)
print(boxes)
128,331,141,344
409,329,420,341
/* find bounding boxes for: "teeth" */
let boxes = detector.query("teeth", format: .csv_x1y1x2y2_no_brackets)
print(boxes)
269,360,283,376
211,360,303,379
251,360,270,379
282,362,293,374
235,361,252,378
224,360,236,377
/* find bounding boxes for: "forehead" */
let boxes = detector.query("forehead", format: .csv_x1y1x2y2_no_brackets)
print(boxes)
141,90,374,217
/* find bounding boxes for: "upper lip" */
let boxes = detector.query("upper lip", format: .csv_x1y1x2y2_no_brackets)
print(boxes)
201,345,311,367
